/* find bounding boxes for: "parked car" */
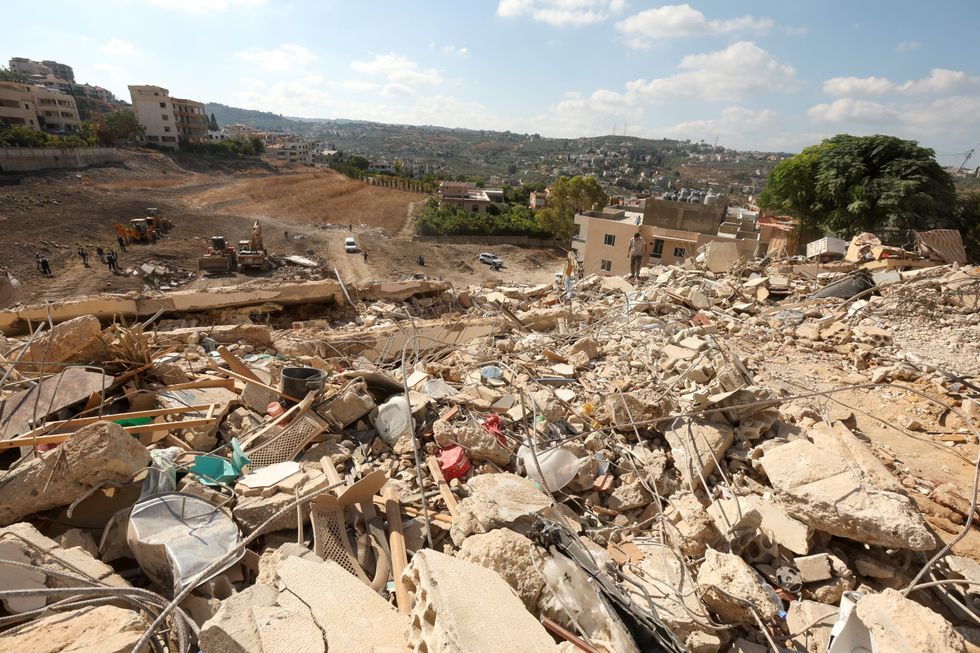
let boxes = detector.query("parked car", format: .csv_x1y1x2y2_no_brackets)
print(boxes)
478,252,502,266
345,237,358,253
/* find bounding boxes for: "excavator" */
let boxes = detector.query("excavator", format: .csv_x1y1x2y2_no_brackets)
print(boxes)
198,236,238,273
237,221,270,272
114,218,157,244
145,208,173,234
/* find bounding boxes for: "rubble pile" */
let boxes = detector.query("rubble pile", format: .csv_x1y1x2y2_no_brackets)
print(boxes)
0,260,978,653
136,259,197,290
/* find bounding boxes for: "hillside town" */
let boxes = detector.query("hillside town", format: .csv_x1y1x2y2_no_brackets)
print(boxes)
1,31,980,653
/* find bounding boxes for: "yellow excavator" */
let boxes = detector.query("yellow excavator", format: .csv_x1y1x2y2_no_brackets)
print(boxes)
114,218,157,244
237,221,270,272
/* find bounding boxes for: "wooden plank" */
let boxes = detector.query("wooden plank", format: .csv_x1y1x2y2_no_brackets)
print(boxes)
217,346,262,383
0,417,219,450
207,364,303,403
371,495,453,525
383,486,410,614
426,456,460,517
158,378,236,392
10,403,214,441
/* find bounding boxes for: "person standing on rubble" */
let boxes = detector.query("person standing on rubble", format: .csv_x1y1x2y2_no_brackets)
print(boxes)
77,247,89,267
39,256,51,276
626,232,645,280
117,235,127,252
96,246,106,265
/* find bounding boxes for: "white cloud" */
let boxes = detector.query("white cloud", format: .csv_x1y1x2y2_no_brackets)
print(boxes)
822,75,895,96
351,53,442,86
615,4,773,47
496,0,625,27
665,106,776,138
234,44,317,72
822,68,978,96
339,80,381,92
896,40,921,52
626,41,795,102
807,98,898,123
382,83,416,97
442,45,469,57
103,38,136,56
147,0,264,12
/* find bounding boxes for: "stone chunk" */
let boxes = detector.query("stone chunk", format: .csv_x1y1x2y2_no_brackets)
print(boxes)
707,495,811,555
276,556,407,653
200,583,324,653
316,378,376,426
457,529,547,611
786,600,836,653
760,439,936,551
450,473,562,545
697,549,781,625
665,417,734,492
794,553,832,583
856,588,967,653
27,314,104,370
403,550,560,653
0,421,150,526
0,605,148,653
434,421,511,465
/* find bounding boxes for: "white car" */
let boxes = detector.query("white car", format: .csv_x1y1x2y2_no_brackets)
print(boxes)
478,252,502,266
344,237,358,253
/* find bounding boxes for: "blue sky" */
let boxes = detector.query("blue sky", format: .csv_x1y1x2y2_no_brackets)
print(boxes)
5,0,980,159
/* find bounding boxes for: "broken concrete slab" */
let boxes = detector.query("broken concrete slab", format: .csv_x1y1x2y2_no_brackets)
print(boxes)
26,314,104,370
433,421,511,466
664,417,734,492
760,439,936,550
457,528,547,611
0,605,148,653
786,600,837,653
404,549,560,653
704,241,741,273
696,549,782,625
199,583,325,653
450,472,566,545
0,421,150,526
856,588,967,653
276,556,407,653
316,377,375,427
795,553,833,583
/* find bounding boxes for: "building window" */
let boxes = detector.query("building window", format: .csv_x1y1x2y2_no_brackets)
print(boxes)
651,239,665,258
673,247,686,258
471,205,478,213
162,114,169,120
164,126,171,133
600,260,612,272
603,234,616,246
159,102,166,108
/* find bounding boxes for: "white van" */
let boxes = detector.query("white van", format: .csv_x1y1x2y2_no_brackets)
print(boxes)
344,237,358,253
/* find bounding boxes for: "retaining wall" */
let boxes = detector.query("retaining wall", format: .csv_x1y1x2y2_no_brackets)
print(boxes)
413,234,558,248
0,147,122,173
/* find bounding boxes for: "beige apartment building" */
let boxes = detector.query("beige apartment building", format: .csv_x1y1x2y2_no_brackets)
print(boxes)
269,140,314,164
572,208,758,277
129,85,207,150
0,81,80,133
438,181,492,213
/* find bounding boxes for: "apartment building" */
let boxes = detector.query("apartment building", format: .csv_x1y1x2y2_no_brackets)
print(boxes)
30,85,81,133
0,81,80,133
529,190,547,210
269,140,314,164
572,208,758,277
129,85,206,150
171,97,207,144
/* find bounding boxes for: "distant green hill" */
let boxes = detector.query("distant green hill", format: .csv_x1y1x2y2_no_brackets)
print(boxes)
205,103,307,133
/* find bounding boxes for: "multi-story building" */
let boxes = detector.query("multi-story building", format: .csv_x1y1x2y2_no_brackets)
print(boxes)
129,85,179,149
269,140,315,164
42,60,74,83
30,85,81,133
171,97,207,144
438,181,492,213
0,81,80,133
128,85,206,150
75,83,116,103
8,58,75,85
529,190,548,210
572,205,759,277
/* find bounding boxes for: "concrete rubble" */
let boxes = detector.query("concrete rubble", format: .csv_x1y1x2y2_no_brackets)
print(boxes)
0,261,977,652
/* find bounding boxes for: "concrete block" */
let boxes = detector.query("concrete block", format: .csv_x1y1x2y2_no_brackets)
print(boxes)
794,553,832,582
450,473,564,545
786,600,836,653
664,417,734,492
0,421,150,526
200,583,324,653
0,605,147,653
856,588,967,653
761,439,935,551
404,550,560,653
696,549,782,625
276,557,407,653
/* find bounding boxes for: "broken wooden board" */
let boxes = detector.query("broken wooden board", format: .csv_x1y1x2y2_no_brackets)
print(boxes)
0,368,114,438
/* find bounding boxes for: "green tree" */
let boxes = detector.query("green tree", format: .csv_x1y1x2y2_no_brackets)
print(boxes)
348,155,370,171
955,193,980,262
0,67,27,82
536,175,608,245
105,110,145,144
0,124,49,147
759,134,957,239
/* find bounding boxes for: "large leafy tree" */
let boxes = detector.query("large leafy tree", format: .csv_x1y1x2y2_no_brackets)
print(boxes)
759,134,957,238
536,175,608,245
105,110,145,144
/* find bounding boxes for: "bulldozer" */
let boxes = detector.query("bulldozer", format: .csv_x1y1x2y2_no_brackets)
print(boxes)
237,221,270,272
198,236,238,273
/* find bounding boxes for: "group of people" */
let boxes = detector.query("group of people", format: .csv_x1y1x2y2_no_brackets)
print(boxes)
72,245,122,274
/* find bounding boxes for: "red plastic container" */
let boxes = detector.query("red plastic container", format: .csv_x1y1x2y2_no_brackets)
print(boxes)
439,446,471,481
